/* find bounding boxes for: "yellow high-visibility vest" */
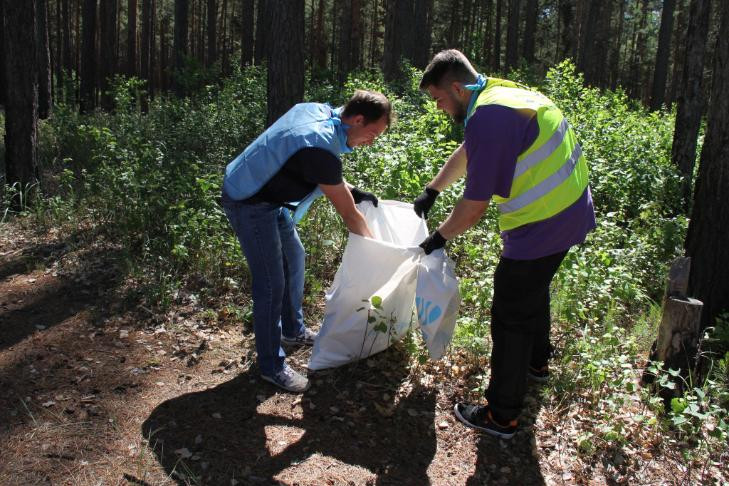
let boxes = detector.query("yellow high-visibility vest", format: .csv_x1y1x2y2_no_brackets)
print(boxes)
466,78,589,231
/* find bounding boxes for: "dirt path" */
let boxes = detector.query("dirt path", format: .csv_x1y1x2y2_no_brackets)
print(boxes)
0,221,708,485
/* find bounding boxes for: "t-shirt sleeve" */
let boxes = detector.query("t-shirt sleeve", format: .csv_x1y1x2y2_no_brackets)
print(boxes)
463,105,535,201
290,147,343,186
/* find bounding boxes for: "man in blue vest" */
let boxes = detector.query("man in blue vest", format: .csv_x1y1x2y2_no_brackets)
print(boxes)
414,50,596,438
222,90,391,393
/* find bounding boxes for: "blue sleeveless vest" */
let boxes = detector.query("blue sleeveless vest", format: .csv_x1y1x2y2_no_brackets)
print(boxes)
223,103,351,223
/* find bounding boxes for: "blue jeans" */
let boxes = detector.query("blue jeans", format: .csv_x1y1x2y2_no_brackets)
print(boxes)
222,200,306,376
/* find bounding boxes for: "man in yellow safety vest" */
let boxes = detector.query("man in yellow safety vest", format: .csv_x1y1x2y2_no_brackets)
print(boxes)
414,49,596,439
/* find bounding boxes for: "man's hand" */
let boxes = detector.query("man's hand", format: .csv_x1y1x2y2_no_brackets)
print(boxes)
419,230,447,255
413,187,440,219
349,187,378,207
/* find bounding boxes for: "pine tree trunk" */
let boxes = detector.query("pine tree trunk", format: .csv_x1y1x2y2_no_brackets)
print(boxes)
411,0,432,69
80,0,96,113
3,0,40,208
99,0,117,109
173,0,189,97
558,0,575,61
160,14,168,90
0,1,5,108
239,0,253,67
311,0,327,73
522,0,537,63
493,0,502,71
141,0,152,94
36,0,52,119
685,0,729,330
668,0,687,105
383,0,410,82
482,0,493,68
254,0,269,65
609,0,625,89
504,0,519,69
206,0,216,66
671,0,711,211
650,0,677,110
338,0,353,83
128,0,138,76
266,0,304,127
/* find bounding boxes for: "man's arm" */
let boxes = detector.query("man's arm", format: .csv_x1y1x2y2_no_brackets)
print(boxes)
319,182,374,238
436,198,489,240
427,143,468,191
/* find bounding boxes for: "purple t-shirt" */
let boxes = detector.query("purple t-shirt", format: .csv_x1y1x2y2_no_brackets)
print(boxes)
464,105,596,260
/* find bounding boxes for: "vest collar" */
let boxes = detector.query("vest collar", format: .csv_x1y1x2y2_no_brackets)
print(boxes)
464,74,487,128
331,106,353,154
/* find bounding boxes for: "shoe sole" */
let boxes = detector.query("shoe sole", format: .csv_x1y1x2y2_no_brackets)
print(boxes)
260,374,311,393
453,404,515,440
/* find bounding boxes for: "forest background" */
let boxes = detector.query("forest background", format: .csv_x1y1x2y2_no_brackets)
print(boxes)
1,0,728,484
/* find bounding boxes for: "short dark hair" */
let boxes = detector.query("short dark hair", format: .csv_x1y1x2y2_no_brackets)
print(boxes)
341,90,393,127
419,49,478,90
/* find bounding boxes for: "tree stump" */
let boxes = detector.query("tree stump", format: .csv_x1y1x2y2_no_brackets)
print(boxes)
642,257,703,403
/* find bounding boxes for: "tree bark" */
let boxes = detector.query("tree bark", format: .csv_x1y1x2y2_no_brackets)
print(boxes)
266,0,304,127
1,1,6,107
522,0,537,63
254,0,270,65
128,0,138,76
382,0,407,82
650,0,677,110
671,0,711,211
206,0,217,66
505,0,520,69
493,0,502,71
685,0,729,330
173,0,189,97
3,0,40,208
80,0,96,113
558,0,575,61
668,0,687,105
410,0,432,69
140,0,152,93
99,0,117,109
239,0,253,67
36,0,52,119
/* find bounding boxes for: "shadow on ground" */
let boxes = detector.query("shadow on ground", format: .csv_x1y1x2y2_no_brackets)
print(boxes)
143,347,439,485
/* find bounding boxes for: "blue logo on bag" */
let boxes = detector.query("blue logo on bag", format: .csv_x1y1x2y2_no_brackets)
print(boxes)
415,297,442,326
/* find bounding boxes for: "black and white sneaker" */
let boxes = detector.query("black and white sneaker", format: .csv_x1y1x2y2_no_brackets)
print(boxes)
281,328,317,346
453,403,518,439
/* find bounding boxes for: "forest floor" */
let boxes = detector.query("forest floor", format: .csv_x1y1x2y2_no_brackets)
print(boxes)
0,219,726,486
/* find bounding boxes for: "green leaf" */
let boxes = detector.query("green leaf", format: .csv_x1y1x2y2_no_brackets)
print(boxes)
371,295,383,309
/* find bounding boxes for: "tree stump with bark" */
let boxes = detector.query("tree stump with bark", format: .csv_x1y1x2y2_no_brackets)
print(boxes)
643,257,703,404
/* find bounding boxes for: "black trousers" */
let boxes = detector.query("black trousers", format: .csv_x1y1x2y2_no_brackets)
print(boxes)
485,250,568,423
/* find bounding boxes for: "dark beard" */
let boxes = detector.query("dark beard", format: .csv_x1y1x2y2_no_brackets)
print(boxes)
451,101,467,124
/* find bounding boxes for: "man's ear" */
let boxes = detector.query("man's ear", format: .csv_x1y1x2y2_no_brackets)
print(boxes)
452,81,467,98
352,114,365,126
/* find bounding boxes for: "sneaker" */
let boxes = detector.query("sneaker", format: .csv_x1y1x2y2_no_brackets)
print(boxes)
281,327,317,346
453,403,518,439
527,365,550,383
261,363,310,392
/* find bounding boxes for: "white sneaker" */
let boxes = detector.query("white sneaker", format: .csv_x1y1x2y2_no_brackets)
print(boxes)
261,363,310,392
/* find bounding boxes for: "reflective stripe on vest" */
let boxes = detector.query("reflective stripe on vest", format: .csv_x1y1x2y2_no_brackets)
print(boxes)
466,78,589,231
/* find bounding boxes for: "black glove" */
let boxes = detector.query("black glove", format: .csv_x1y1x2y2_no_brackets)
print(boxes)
413,187,440,219
350,187,378,207
419,230,447,255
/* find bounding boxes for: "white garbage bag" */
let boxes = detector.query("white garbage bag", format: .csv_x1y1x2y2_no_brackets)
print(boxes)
308,200,460,370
